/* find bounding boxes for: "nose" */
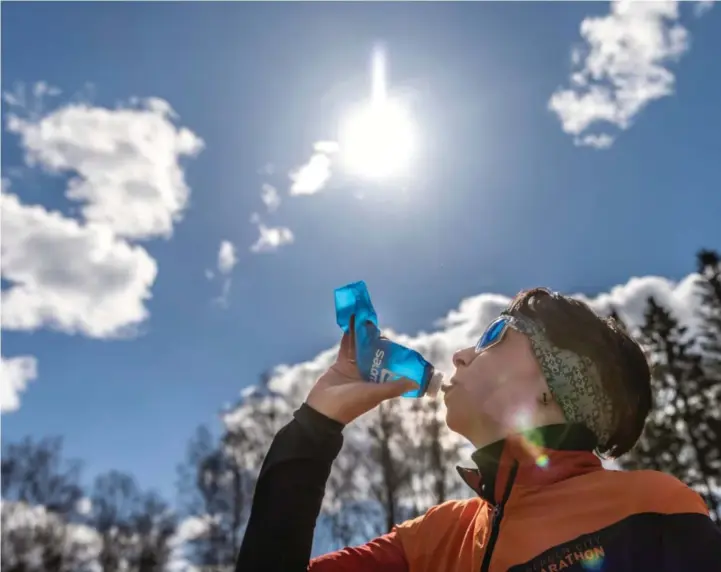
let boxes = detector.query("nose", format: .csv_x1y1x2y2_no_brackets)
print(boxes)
452,346,475,369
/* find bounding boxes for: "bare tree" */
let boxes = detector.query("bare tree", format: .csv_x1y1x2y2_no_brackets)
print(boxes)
130,492,177,572
219,374,292,553
322,438,376,549
220,424,256,558
177,373,292,569
90,471,140,572
1,438,97,572
177,425,237,567
410,396,468,507
362,401,416,534
2,437,83,514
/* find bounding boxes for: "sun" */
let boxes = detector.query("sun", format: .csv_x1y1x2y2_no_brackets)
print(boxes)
339,99,416,180
338,48,418,181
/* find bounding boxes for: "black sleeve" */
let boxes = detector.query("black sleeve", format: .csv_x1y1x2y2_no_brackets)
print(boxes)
660,512,721,570
235,403,344,572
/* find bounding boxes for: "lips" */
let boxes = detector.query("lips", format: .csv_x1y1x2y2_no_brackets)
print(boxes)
441,378,460,395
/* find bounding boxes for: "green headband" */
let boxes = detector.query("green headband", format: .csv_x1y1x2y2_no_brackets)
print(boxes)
503,311,614,450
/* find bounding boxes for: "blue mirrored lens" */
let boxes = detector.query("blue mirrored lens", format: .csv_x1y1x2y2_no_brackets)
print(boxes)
476,318,508,352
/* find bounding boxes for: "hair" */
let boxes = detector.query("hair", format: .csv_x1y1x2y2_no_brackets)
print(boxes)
507,287,652,458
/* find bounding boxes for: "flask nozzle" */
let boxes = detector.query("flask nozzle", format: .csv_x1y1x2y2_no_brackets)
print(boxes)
425,372,444,398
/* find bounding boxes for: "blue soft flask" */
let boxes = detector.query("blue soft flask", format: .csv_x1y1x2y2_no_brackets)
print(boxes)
334,281,443,398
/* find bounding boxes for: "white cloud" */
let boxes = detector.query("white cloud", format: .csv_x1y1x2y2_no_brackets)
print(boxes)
0,355,38,413
574,273,703,336
6,98,203,240
314,140,340,155
32,81,62,99
217,240,237,275
2,89,25,108
289,141,338,196
210,241,237,308
213,279,233,309
549,1,705,148
577,133,615,149
1,191,157,338
249,214,294,253
2,81,63,117
261,183,281,212
694,1,715,18
1,84,203,409
289,154,332,195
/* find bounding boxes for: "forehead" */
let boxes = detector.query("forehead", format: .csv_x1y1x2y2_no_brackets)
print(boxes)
501,327,534,353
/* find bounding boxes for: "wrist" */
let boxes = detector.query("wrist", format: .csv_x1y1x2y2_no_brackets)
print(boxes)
296,402,346,437
304,393,349,425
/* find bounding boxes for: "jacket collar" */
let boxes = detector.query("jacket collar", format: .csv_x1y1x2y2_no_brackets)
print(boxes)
456,424,602,505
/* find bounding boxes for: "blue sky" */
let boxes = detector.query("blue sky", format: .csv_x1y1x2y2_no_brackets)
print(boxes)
2,1,720,498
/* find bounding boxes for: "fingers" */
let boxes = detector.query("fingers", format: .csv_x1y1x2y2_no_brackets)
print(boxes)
371,377,419,400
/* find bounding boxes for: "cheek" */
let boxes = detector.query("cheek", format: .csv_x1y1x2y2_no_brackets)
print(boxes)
449,378,503,429
459,369,532,425
462,358,505,406
463,381,495,409
445,385,474,419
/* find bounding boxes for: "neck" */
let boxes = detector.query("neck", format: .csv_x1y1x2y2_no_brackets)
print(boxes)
467,404,566,449
468,425,510,450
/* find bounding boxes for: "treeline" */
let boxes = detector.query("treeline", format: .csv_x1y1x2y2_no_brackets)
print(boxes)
2,250,720,572
1,438,176,572
618,249,721,519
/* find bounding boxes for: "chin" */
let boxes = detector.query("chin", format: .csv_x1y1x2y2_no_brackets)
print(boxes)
446,402,501,447
445,405,469,440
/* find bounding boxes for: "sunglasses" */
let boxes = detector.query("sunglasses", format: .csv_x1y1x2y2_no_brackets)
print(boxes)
475,288,561,354
475,315,511,354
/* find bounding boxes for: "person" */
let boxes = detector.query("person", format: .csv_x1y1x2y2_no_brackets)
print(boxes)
235,287,721,571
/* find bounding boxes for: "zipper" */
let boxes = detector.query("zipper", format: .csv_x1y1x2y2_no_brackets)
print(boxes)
479,462,518,572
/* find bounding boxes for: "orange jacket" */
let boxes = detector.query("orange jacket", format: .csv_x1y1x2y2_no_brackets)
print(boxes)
237,404,721,572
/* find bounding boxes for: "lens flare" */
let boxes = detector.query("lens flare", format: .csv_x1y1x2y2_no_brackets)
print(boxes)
513,412,552,470
581,551,605,571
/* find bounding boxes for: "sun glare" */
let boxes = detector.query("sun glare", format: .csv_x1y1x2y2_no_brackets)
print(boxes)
338,47,417,180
